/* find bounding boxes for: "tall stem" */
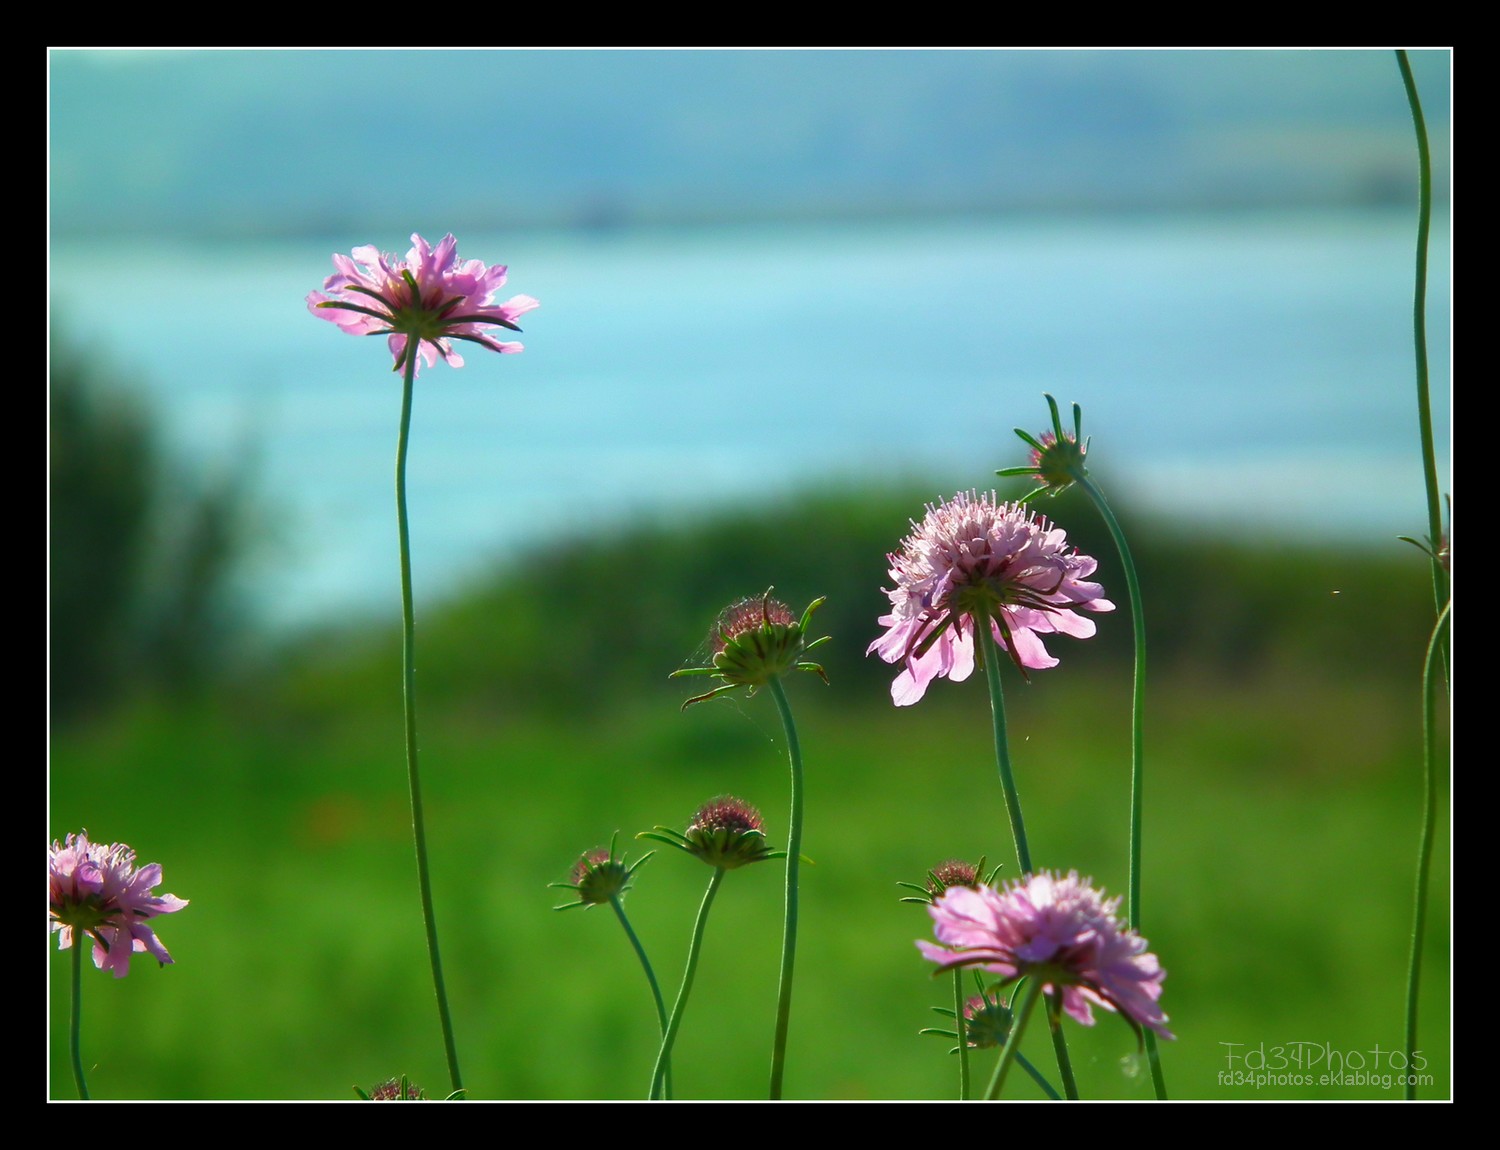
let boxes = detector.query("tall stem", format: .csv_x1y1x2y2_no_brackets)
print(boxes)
394,356,463,1097
1405,601,1450,1099
982,632,1076,1094
650,868,725,1099
69,941,89,1100
1394,51,1448,624
953,970,970,1100
1044,993,1080,1100
1074,473,1168,1099
767,676,804,1100
981,631,1031,874
611,895,672,1099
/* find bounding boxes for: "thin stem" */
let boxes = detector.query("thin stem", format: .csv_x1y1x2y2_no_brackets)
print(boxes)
394,355,463,1097
953,970,970,1100
611,894,672,1100
69,940,89,1100
982,632,1076,1093
1044,992,1080,1100
1405,600,1450,1099
984,979,1042,1100
767,676,804,1100
1074,473,1168,1100
1394,51,1449,623
1017,1051,1062,1100
981,631,1031,874
650,868,726,1099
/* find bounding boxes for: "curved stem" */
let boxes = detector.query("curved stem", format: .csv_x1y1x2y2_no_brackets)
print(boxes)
981,631,1031,874
1405,600,1450,1099
69,940,89,1099
1075,473,1167,1099
650,868,725,1099
984,979,1042,1100
394,356,463,1097
767,676,804,1100
1395,51,1448,625
953,970,971,1100
611,894,672,1099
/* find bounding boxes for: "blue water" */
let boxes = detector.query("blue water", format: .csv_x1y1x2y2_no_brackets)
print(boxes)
51,211,1451,631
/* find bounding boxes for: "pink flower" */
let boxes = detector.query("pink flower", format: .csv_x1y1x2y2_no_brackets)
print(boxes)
917,870,1171,1039
308,233,539,374
49,832,188,978
868,490,1113,705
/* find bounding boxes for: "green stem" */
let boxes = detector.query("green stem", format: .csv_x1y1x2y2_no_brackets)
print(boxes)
1404,600,1449,1099
953,970,970,1100
611,894,672,1099
767,676,804,1100
1017,1052,1062,1100
1394,51,1448,623
1044,992,1080,1100
651,868,725,1099
981,631,1031,874
394,354,463,1098
985,979,1042,1100
69,939,89,1100
982,632,1076,1093
1074,473,1168,1100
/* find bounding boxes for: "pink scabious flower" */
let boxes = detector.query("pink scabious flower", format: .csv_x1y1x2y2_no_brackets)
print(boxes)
307,233,539,374
868,490,1113,705
916,870,1172,1040
49,831,188,978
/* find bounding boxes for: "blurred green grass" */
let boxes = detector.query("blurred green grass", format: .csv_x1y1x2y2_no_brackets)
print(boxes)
48,487,1451,1100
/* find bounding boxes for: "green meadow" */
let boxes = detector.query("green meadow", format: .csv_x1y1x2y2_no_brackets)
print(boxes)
48,486,1450,1100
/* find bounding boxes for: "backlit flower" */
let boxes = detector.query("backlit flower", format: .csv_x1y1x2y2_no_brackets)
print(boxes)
897,856,1001,906
367,1076,426,1100
49,831,188,978
551,834,651,910
917,870,1172,1040
997,393,1090,498
671,589,830,709
639,796,782,870
868,491,1113,705
308,233,539,374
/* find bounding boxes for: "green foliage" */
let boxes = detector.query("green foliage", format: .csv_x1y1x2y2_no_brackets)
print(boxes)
276,481,1434,720
49,334,255,721
49,483,1450,1099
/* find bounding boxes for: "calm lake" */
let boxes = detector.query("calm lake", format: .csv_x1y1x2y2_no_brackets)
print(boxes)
52,209,1452,630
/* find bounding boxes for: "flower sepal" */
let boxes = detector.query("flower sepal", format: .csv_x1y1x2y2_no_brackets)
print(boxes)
671,589,830,709
898,856,1003,905
550,833,653,910
638,796,783,870
997,393,1090,502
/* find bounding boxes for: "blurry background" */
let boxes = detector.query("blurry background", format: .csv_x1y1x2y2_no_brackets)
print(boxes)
49,49,1451,1100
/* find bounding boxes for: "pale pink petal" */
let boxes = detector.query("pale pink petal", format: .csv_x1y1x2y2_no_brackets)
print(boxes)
916,871,1172,1040
310,234,536,372
870,492,1109,702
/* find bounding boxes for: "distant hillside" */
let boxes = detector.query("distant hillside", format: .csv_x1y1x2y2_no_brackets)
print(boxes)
50,49,1451,239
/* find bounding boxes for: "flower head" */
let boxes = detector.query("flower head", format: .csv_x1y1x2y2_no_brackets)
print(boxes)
308,233,539,375
898,856,1002,906
961,990,1016,1049
868,491,1113,705
49,831,188,978
917,870,1172,1040
671,589,830,709
997,393,1090,499
551,833,651,910
366,1076,426,1100
639,796,782,870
